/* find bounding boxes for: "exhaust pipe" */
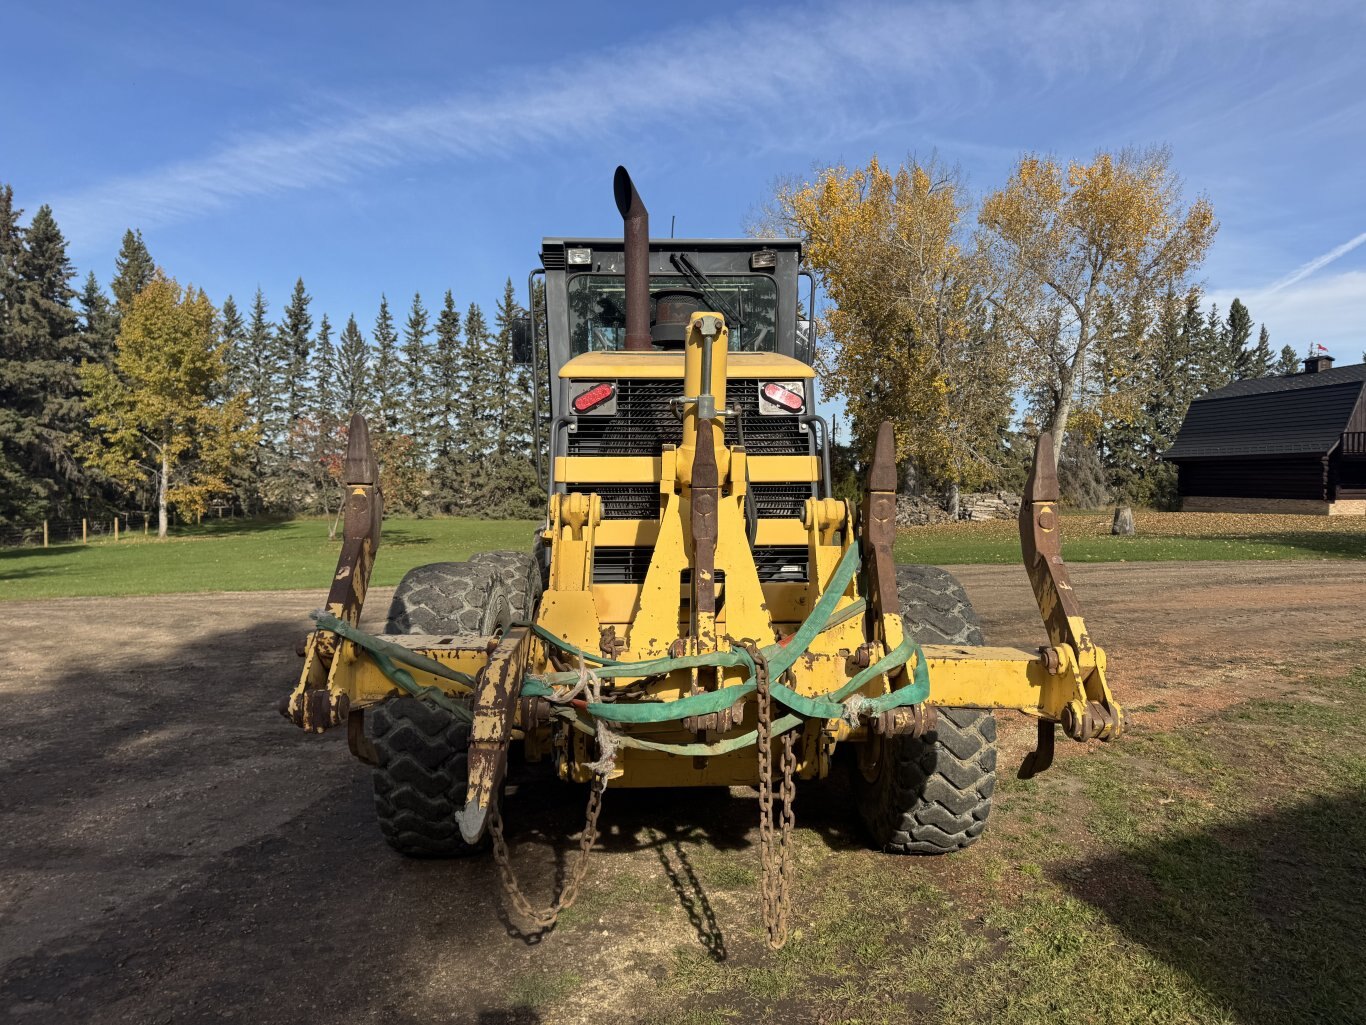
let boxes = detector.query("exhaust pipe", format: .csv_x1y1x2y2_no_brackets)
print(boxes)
613,166,651,351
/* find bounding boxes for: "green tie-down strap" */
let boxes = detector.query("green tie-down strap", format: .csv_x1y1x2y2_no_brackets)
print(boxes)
310,610,475,721
521,541,930,726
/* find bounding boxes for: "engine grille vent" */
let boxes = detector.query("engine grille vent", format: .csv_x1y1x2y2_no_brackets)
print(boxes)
540,243,566,270
568,379,808,457
591,545,808,584
564,483,658,520
752,545,809,582
592,546,655,584
751,483,813,520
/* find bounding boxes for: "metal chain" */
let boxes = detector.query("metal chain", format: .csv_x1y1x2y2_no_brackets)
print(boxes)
490,662,611,933
751,647,795,950
490,774,605,932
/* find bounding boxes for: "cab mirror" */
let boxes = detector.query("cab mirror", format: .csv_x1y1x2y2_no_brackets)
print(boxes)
796,319,814,365
511,314,533,365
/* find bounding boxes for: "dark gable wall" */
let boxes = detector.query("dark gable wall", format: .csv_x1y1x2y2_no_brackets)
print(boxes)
1179,456,1329,500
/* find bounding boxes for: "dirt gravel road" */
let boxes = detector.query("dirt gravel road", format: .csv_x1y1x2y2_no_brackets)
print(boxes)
1,560,1362,1024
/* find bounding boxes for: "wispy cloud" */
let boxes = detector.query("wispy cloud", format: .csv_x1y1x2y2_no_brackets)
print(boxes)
53,0,1306,249
1266,230,1366,293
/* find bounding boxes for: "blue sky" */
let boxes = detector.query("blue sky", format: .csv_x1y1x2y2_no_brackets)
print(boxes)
5,0,1364,358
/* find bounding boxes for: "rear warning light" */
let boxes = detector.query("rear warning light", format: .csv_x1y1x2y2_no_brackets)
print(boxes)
573,382,616,413
761,382,804,412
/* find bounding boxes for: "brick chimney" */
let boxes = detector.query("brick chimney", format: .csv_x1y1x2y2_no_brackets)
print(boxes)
1303,354,1335,374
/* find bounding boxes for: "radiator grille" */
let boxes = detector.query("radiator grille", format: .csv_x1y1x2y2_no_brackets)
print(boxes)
564,483,658,519
568,379,808,457
591,545,808,584
751,483,813,519
752,545,809,582
592,546,656,584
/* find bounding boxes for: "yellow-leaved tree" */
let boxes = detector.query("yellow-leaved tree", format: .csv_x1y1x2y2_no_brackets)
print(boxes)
774,157,1011,496
80,275,256,537
977,147,1217,467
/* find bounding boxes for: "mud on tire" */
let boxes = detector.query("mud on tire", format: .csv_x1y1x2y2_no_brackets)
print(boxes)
855,564,997,854
369,696,484,858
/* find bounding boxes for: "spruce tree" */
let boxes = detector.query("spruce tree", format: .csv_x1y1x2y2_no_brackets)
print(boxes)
430,291,462,510
219,295,247,397
489,279,539,517
336,314,369,419
1276,344,1300,376
243,288,282,511
310,313,339,513
399,292,433,458
110,228,155,315
277,278,313,509
76,271,116,364
1225,298,1254,379
1248,324,1273,379
372,295,401,432
0,185,27,528
449,301,493,512
5,205,84,523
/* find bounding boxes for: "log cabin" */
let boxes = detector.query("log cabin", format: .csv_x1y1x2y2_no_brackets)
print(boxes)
1163,355,1366,515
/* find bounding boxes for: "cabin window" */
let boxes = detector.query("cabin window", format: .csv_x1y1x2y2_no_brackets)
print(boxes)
567,274,778,355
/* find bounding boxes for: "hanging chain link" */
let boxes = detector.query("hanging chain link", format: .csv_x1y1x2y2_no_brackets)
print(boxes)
489,659,610,933
750,645,797,950
489,773,605,932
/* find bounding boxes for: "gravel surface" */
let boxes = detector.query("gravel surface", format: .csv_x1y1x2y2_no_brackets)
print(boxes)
2,561,1363,1024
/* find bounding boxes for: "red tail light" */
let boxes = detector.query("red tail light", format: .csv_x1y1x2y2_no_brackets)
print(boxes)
761,382,804,412
573,382,616,413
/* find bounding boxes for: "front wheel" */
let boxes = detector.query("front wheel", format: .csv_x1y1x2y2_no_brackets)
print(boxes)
854,564,998,854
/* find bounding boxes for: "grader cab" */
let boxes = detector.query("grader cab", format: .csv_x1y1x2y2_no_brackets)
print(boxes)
282,167,1123,946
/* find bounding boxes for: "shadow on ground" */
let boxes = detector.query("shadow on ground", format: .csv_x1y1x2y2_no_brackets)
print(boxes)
1055,792,1366,1023
0,599,873,1024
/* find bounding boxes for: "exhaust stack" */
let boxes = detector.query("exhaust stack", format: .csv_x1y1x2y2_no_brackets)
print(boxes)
613,166,651,351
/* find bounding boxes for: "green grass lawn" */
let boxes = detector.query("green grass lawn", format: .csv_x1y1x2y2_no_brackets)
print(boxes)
896,508,1366,563
0,517,539,601
608,649,1366,1025
3,509,1364,601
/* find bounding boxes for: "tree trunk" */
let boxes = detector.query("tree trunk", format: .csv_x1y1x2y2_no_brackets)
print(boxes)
1111,504,1135,536
1044,369,1076,472
157,447,169,539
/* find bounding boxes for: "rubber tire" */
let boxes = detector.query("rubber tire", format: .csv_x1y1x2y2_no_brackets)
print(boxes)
383,561,513,635
371,561,513,856
469,550,543,622
369,696,485,857
855,564,997,855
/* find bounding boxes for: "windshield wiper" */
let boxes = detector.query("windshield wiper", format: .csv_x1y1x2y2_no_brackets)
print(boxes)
670,253,745,328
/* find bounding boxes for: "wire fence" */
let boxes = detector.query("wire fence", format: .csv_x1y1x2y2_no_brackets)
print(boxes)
0,513,159,550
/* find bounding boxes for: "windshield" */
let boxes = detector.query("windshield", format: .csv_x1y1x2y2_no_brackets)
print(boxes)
568,274,778,354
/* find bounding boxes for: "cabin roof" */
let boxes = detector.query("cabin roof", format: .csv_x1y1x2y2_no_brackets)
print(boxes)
1163,363,1366,460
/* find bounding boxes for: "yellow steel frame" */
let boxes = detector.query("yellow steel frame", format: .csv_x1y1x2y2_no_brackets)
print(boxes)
290,310,1121,799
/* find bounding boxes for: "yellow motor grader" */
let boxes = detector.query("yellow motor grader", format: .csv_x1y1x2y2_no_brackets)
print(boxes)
282,167,1122,946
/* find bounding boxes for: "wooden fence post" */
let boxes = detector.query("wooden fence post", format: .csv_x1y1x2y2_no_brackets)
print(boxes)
143,514,149,536
42,520,48,548
82,518,88,544
114,518,120,542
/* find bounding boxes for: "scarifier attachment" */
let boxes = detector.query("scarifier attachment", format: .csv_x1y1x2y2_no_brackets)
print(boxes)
1017,432,1124,776
282,413,383,734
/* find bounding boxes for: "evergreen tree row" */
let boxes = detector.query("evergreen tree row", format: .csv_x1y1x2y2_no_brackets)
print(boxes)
216,278,540,518
0,181,543,533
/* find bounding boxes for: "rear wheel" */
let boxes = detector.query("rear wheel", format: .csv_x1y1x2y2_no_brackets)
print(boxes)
469,549,543,622
383,561,512,635
854,565,997,854
371,561,513,856
369,696,484,857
